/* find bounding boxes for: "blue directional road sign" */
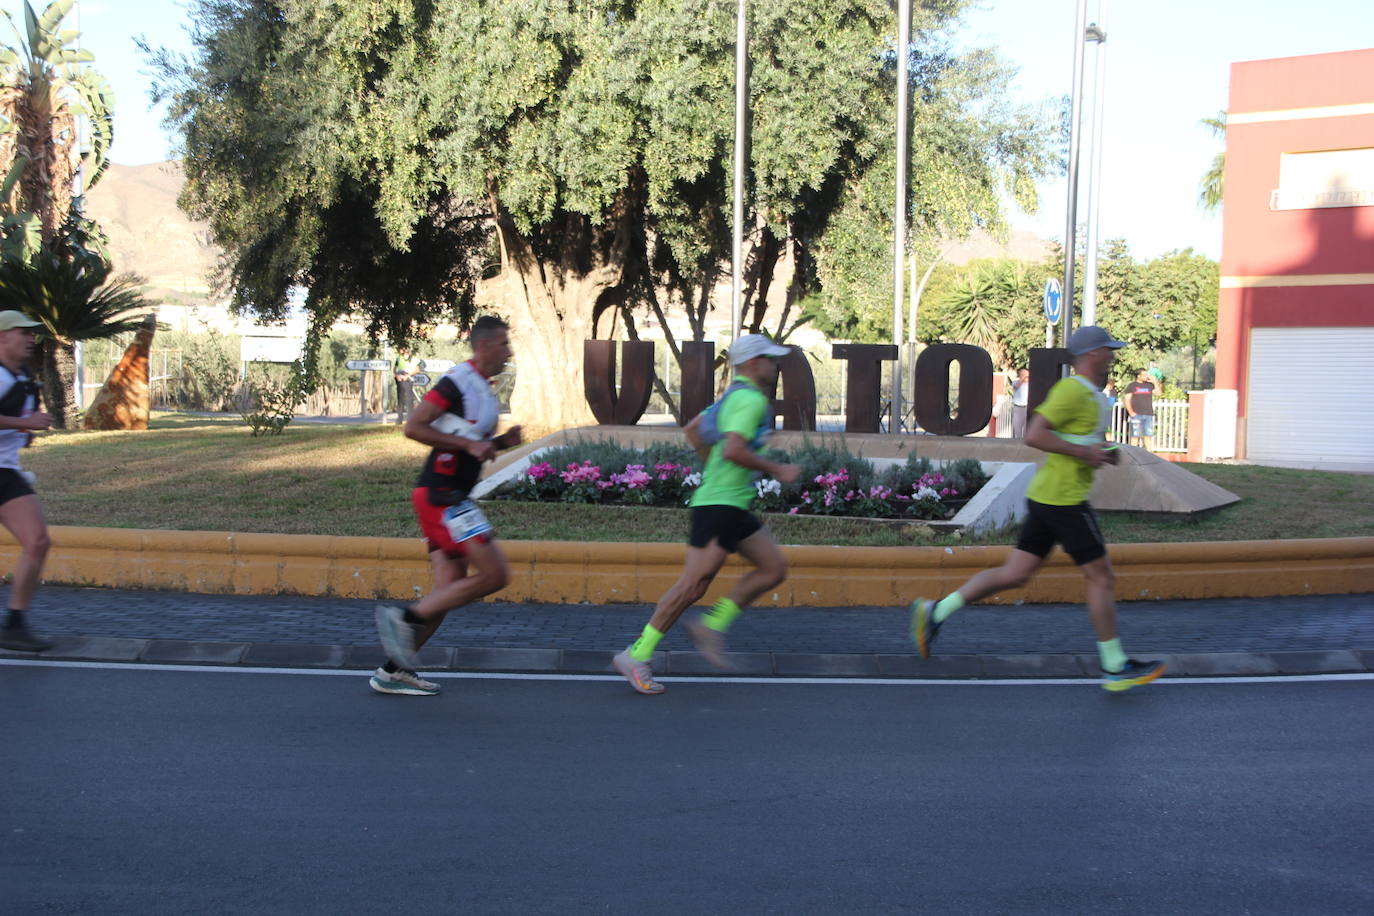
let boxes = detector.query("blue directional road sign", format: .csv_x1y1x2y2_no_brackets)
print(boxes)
1043,278,1063,324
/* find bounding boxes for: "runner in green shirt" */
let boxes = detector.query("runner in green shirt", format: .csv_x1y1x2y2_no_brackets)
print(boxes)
613,334,801,695
907,326,1166,692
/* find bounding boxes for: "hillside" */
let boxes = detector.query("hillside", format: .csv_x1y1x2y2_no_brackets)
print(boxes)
83,161,219,296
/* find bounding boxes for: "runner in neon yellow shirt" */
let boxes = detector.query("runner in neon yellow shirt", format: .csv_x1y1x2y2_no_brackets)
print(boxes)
613,334,801,695
907,326,1166,692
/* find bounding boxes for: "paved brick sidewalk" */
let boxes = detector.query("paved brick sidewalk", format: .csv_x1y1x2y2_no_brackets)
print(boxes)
3,585,1372,679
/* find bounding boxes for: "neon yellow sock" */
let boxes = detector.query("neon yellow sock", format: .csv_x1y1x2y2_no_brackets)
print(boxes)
629,624,664,662
932,591,965,624
703,597,743,633
1098,638,1127,673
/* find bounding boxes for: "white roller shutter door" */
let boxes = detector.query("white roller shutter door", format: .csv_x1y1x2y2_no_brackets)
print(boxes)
1247,327,1374,472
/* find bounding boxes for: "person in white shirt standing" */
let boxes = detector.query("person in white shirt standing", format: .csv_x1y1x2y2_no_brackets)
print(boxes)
1010,367,1030,438
0,312,53,653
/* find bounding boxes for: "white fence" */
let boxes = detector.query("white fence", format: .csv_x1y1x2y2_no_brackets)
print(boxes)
1109,399,1188,453
992,396,1188,453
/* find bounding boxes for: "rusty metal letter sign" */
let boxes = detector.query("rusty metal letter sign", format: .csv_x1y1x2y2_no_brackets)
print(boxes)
1027,347,1071,416
583,340,656,425
678,340,717,423
913,343,995,436
774,346,817,431
584,338,1066,436
832,343,898,433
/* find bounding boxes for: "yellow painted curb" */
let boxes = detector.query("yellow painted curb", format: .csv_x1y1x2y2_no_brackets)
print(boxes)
1,527,1370,606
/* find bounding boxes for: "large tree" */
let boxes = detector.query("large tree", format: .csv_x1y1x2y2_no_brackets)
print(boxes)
155,0,1056,431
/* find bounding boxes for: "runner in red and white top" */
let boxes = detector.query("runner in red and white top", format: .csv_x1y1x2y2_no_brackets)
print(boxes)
371,316,523,696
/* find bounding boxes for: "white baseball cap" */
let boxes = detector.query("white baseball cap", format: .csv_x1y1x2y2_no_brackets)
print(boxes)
728,333,790,365
0,311,41,332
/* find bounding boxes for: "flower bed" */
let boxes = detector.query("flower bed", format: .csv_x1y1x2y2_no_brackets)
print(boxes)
492,438,990,522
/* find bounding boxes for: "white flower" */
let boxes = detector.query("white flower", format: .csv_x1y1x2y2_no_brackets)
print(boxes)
755,478,781,497
683,472,702,488
915,485,940,501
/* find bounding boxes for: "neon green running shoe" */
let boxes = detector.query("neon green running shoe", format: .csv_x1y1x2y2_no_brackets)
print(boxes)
910,598,942,659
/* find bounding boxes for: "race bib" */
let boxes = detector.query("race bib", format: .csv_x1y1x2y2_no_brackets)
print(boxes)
442,499,493,543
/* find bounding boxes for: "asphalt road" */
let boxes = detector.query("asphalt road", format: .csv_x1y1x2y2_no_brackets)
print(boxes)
5,664,1371,915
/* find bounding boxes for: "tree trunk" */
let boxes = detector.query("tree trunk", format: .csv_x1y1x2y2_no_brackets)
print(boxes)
38,340,77,429
480,189,637,436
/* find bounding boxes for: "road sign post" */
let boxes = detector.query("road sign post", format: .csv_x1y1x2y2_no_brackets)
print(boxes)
345,359,392,421
1043,278,1063,348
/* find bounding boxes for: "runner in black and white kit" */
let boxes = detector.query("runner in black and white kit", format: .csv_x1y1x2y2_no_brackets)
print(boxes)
371,316,522,695
0,311,54,653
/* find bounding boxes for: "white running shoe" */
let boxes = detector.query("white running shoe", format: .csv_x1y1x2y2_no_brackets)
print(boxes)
375,603,419,668
369,667,440,696
612,648,664,695
686,619,733,670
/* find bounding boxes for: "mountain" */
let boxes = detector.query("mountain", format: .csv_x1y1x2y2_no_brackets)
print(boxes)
941,228,1057,266
82,161,219,297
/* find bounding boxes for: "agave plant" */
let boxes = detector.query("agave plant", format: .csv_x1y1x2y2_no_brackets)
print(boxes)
0,249,150,428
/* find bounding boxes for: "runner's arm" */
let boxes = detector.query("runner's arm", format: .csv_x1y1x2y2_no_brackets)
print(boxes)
403,398,495,461
683,413,711,462
0,412,49,431
721,433,801,483
1025,413,1110,468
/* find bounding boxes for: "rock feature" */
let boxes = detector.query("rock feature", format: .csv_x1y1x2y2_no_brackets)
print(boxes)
83,314,157,431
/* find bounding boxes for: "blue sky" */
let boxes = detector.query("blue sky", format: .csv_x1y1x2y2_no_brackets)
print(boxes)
13,0,1372,261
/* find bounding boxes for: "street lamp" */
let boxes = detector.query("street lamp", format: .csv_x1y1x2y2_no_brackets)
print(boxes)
891,0,912,434
1063,0,1110,345
1082,8,1109,328
731,0,747,347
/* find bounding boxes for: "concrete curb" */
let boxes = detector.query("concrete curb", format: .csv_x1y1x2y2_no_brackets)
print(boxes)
1,527,1371,607
5,636,1372,680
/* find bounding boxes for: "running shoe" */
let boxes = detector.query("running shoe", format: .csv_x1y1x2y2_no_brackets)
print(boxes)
1101,659,1167,692
369,667,440,696
612,648,664,695
910,598,941,659
686,619,732,670
375,603,420,668
0,626,53,652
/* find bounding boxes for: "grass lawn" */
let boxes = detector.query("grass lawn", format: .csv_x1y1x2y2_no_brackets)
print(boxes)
21,412,1374,546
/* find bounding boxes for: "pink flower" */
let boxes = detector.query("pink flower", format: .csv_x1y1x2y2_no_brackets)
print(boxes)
788,507,799,515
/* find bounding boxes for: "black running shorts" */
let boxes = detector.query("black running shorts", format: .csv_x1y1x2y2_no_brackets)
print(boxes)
688,505,763,554
0,468,35,507
1015,499,1107,566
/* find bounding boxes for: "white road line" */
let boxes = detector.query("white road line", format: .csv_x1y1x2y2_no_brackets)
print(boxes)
2,657,1372,686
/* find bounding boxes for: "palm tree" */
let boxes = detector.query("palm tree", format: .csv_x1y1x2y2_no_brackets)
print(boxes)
938,262,1022,370
1199,111,1226,212
0,249,150,427
0,0,114,257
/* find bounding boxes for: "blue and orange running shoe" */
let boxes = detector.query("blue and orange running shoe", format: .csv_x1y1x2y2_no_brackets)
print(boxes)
1101,659,1167,692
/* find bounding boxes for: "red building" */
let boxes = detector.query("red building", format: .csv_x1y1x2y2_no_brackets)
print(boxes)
1217,48,1374,472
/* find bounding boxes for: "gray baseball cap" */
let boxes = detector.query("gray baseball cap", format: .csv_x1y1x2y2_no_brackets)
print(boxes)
1066,325,1128,356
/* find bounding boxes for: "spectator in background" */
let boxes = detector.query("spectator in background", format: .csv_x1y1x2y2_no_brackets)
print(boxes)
1125,368,1156,451
1011,367,1030,438
393,346,416,424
